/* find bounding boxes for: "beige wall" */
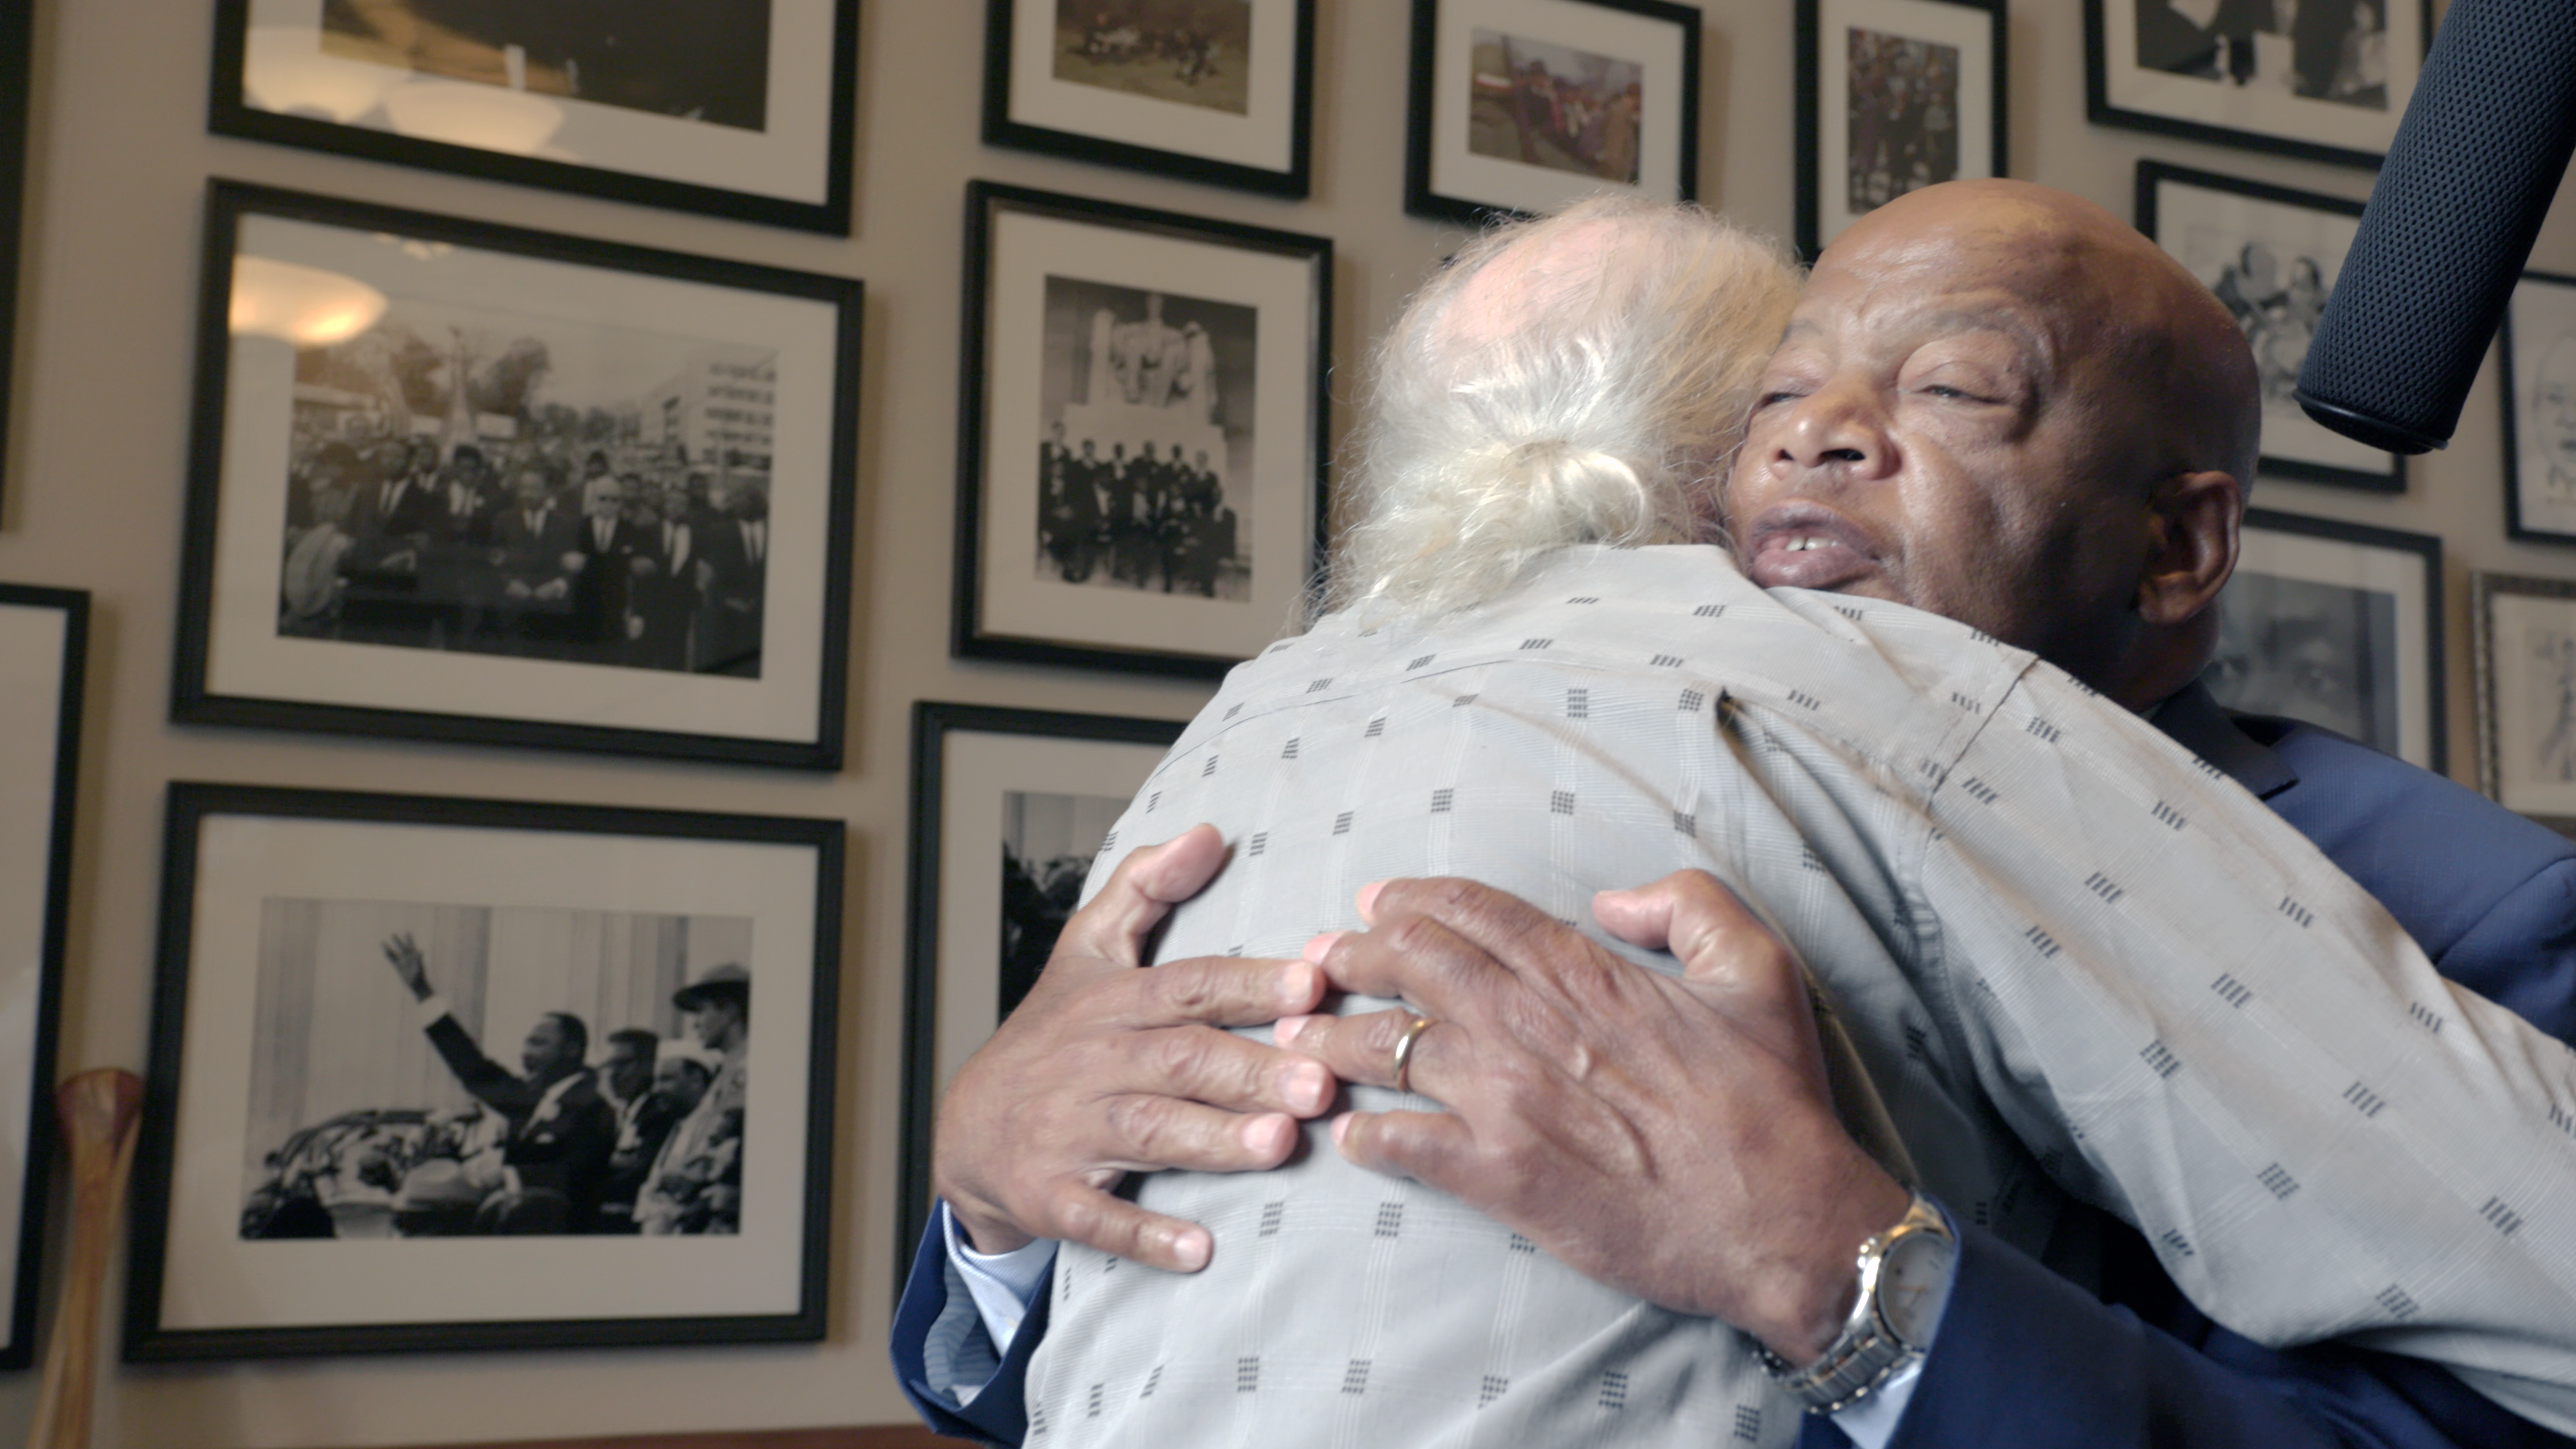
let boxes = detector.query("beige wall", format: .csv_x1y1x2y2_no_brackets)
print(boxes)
0,2,2570,1446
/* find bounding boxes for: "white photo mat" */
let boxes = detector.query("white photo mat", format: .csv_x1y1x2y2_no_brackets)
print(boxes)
0,594,74,1364
977,204,1320,663
232,0,841,208
1807,0,1996,252
205,211,839,747
154,812,821,1333
1422,0,1690,216
2094,0,2420,160
2231,520,2437,769
1003,0,1299,174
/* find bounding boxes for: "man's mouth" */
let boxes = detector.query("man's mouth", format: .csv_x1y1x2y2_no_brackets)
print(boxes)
1745,508,1882,591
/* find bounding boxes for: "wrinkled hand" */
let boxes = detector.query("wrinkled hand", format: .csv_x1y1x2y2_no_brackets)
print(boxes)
1279,872,1907,1363
932,824,1334,1270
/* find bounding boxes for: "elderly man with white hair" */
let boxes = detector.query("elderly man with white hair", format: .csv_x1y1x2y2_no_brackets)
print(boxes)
901,195,2576,1448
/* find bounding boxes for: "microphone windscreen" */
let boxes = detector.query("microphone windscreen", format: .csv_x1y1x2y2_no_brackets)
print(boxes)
2296,0,2576,455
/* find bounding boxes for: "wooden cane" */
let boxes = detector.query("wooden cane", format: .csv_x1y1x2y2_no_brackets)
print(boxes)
25,1069,144,1449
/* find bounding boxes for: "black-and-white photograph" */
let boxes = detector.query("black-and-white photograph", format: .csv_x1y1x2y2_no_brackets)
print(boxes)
1845,26,1960,210
1051,0,1251,114
998,791,1124,1016
1034,276,1253,600
240,901,753,1241
282,304,775,676
2139,161,2398,490
2084,0,2422,169
902,702,1182,1300
2502,270,2576,545
129,784,841,1358
214,0,853,232
2132,0,2391,111
176,182,858,769
1465,30,1644,184
2212,508,2442,770
2477,574,2576,825
2204,572,2398,749
319,0,773,129
1796,0,2000,258
959,183,1328,676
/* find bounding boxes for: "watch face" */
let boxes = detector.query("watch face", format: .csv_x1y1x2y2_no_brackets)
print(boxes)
1877,1228,1958,1349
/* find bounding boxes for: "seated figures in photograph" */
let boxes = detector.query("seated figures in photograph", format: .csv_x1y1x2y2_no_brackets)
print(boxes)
902,190,2576,1449
638,965,749,1236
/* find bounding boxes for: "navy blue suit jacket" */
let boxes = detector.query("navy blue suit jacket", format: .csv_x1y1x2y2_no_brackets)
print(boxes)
894,684,2576,1448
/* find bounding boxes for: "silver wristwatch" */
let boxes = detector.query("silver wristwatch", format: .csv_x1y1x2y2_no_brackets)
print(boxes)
1753,1189,1958,1414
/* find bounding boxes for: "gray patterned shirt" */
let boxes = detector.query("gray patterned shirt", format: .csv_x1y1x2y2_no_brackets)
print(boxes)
1024,545,2576,1446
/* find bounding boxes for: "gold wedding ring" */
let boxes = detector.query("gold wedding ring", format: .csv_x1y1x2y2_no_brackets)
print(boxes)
1391,1014,1434,1095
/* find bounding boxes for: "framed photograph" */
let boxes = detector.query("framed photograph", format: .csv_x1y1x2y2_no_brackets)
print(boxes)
1794,0,2003,259
2502,270,2576,546
1403,0,1701,226
125,784,842,1359
172,180,859,770
981,0,1316,198
2084,0,2425,168
2201,508,2443,771
2471,572,2576,829
0,586,86,1371
897,701,1182,1288
955,182,1330,678
209,0,857,234
2139,161,2402,492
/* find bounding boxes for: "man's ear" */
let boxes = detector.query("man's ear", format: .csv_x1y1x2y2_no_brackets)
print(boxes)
2137,470,2241,627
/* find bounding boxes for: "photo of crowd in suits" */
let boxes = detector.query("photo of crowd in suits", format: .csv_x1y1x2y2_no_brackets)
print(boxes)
281,300,775,678
1845,26,1960,213
996,790,1124,1021
239,899,754,1240
2133,0,2389,109
1466,30,1643,185
319,0,774,131
1034,275,1256,600
1051,0,1251,115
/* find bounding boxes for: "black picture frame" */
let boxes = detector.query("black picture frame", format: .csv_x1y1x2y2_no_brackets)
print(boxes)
897,701,1183,1295
126,782,843,1360
0,0,30,513
172,180,860,770
0,584,87,1371
2137,160,2402,492
2472,571,2576,830
981,0,1316,198
1794,0,2005,261
2083,0,2428,170
2206,507,2444,773
1403,0,1702,227
207,0,858,235
955,180,1331,678
2502,270,2576,547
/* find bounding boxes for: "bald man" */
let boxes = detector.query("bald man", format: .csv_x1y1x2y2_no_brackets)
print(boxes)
898,185,2576,1449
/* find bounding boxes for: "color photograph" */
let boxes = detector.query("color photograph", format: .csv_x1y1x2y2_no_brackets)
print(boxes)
1464,29,1644,184
1050,0,1252,114
1796,0,2001,257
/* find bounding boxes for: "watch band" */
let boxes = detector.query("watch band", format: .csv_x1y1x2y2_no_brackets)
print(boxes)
1753,1189,1953,1414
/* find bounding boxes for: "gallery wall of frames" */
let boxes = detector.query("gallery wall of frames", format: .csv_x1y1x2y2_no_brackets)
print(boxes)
0,1,2570,1444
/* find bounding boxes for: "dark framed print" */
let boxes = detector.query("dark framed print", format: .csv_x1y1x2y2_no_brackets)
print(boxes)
2139,161,2402,492
0,586,87,1370
981,0,1316,197
2502,270,2576,546
209,0,857,234
1403,0,1701,226
173,181,859,770
2203,508,2443,771
2473,572,2576,829
126,784,842,1359
2084,0,2424,168
1794,0,2003,259
956,182,1330,678
897,702,1181,1288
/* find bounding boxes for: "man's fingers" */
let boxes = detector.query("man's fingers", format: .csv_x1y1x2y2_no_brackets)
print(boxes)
1112,1022,1334,1117
1126,953,1326,1032
1332,1108,1477,1190
1308,909,1513,1018
1360,876,1613,992
1277,1008,1456,1097
1040,1185,1216,1273
1054,825,1229,972
1093,1091,1308,1173
1595,871,1808,1004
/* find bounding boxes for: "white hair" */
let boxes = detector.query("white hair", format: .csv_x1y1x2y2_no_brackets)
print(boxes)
1320,196,1800,625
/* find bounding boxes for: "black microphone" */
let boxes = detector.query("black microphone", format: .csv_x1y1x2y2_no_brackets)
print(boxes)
2294,0,2576,455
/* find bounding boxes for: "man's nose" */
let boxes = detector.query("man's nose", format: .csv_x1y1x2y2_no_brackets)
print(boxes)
1772,375,1894,480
